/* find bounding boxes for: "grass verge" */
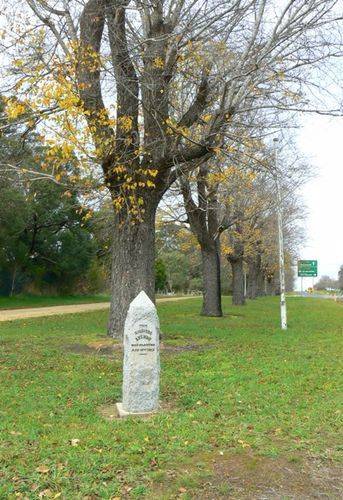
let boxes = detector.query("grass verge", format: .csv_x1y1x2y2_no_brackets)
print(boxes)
0,295,110,310
0,296,342,498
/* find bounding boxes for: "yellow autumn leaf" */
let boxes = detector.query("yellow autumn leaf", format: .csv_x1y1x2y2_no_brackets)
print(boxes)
153,56,164,69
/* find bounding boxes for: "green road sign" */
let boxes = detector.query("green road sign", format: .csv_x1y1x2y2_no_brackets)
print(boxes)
298,260,318,277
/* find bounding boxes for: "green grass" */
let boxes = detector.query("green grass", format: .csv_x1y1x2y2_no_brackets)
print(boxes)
0,297,342,498
0,294,110,310
0,293,193,310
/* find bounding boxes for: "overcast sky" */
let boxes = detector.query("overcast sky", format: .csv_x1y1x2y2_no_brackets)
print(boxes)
295,114,342,287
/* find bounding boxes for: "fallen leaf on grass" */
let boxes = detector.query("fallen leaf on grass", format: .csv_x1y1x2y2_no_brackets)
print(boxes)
237,439,251,448
36,465,50,474
38,489,52,498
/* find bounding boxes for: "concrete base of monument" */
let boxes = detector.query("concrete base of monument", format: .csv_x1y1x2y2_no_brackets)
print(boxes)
116,402,158,418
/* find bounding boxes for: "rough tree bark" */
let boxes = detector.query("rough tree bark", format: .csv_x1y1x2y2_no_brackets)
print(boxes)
247,254,262,299
229,255,245,306
200,241,222,316
257,266,266,297
266,275,277,296
247,267,257,299
226,220,245,306
108,198,158,336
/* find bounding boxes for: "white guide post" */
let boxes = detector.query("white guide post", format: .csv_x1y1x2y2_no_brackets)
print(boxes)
274,138,287,330
116,291,160,417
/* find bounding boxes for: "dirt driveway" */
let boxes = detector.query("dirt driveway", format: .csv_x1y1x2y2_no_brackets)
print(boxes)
0,296,196,322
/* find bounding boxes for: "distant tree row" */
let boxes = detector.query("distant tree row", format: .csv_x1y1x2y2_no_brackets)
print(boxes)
314,266,343,292
339,266,343,291
0,94,303,304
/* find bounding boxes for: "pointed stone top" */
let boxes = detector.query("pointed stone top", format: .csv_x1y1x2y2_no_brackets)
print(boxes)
129,290,155,310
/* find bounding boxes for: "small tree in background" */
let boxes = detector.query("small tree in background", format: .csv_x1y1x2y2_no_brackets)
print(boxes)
314,276,338,291
155,258,167,293
156,217,202,293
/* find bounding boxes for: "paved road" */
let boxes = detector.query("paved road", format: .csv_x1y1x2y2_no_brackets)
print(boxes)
0,296,197,322
294,293,342,300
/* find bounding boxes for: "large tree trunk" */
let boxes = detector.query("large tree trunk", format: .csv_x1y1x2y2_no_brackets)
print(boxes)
247,257,260,299
266,275,276,295
248,271,266,297
200,242,222,316
256,269,266,297
107,203,157,338
230,256,245,305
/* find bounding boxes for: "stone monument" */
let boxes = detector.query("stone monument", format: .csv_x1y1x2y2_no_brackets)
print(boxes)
116,291,160,417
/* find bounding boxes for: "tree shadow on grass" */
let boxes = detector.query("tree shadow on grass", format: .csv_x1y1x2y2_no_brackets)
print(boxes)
151,450,343,499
